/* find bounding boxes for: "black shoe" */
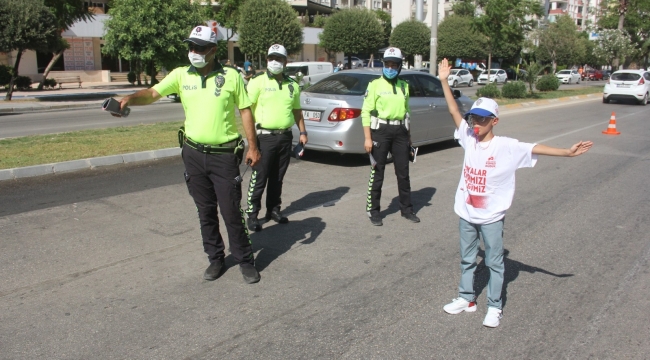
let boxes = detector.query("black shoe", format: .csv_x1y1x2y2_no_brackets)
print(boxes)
240,263,261,284
247,215,262,232
401,212,420,223
203,259,225,281
265,209,288,224
369,215,383,226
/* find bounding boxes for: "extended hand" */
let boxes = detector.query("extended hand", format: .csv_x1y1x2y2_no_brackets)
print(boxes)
438,58,452,81
300,134,308,145
246,148,261,166
568,140,593,156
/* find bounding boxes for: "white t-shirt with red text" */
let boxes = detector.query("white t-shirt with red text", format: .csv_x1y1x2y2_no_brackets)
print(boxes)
454,121,538,224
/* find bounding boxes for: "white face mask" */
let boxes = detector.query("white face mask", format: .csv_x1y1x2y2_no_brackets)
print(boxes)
188,52,210,68
267,60,284,75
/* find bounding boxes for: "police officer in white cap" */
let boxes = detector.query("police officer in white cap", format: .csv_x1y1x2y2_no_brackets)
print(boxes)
244,44,308,231
116,26,262,284
361,47,420,226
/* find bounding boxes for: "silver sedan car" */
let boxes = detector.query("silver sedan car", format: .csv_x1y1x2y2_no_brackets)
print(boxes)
292,69,475,154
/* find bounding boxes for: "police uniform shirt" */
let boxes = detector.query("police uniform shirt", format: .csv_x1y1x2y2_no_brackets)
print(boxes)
247,71,301,130
153,63,251,145
361,77,410,127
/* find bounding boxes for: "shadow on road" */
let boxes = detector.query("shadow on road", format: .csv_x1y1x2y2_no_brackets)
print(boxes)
473,249,574,308
283,186,350,215
383,186,437,217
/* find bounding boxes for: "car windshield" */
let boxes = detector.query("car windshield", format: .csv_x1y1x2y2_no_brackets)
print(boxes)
305,73,379,95
451,69,459,75
611,72,641,81
557,70,571,74
285,66,308,76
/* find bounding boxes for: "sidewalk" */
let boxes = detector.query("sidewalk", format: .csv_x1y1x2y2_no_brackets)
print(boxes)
0,81,172,114
0,84,602,182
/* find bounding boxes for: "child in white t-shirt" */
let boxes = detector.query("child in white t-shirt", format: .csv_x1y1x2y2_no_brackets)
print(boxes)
437,58,593,328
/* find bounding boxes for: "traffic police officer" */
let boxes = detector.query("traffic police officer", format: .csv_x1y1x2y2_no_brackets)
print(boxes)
362,47,420,226
117,26,263,284
245,44,308,231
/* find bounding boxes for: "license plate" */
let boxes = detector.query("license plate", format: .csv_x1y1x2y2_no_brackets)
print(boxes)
303,110,322,121
617,84,630,88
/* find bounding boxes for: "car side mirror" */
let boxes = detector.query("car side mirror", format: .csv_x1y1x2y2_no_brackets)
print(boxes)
453,89,462,98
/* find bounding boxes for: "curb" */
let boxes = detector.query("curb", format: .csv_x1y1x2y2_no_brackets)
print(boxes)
0,97,175,114
0,148,182,181
500,93,602,110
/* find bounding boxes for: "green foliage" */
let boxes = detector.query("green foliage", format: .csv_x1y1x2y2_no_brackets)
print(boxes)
438,15,487,59
44,0,94,31
312,14,329,28
0,65,11,86
43,78,57,89
213,0,244,40
319,8,384,68
535,16,584,72
597,0,650,66
238,0,304,58
390,19,430,62
501,80,527,98
102,0,209,73
593,29,636,67
373,9,392,48
520,60,547,94
127,71,136,84
476,83,501,98
0,0,59,53
536,74,560,91
14,76,32,90
452,0,477,17
578,32,606,67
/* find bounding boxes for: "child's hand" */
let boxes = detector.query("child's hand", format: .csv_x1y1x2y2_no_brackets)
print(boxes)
568,140,593,156
438,58,452,81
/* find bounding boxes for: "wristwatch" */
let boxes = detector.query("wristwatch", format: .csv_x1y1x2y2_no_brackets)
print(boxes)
300,131,308,135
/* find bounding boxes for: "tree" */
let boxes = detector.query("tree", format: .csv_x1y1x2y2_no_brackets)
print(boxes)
593,29,636,68
102,0,209,86
373,9,392,48
389,20,431,68
38,0,94,90
535,15,583,73
597,0,650,69
519,60,547,95
238,0,304,63
0,0,59,100
319,8,384,70
213,0,244,42
472,0,543,73
451,0,477,17
438,15,487,60
577,32,606,68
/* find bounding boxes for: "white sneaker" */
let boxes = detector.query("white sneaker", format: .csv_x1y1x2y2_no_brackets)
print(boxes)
483,307,503,328
443,297,477,314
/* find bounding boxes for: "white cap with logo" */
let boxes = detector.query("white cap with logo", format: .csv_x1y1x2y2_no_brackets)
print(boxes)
383,47,403,63
464,97,499,118
268,44,288,58
183,26,217,46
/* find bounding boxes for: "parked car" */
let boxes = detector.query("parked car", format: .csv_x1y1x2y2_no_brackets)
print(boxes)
343,56,364,69
477,69,507,84
447,68,474,87
582,70,603,81
363,59,383,68
601,70,612,80
292,69,474,154
555,69,581,84
285,61,333,89
603,69,650,105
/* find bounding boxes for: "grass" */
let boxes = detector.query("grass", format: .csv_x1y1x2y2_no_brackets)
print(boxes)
1,86,602,170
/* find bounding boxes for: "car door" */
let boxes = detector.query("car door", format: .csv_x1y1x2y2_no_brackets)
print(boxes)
459,69,471,85
498,70,507,83
399,74,429,144
412,74,455,142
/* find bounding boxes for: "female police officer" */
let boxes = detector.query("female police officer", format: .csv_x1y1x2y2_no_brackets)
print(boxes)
362,47,420,226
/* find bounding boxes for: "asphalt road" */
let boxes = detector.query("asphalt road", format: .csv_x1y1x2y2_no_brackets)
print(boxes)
1,99,649,359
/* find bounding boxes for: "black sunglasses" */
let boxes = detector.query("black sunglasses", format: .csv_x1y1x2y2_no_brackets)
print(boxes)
468,114,495,124
188,43,210,53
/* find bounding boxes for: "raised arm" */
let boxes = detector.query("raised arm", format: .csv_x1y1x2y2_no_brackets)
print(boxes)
532,141,593,157
438,58,464,129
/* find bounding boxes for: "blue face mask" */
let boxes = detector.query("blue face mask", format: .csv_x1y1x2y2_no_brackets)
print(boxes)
383,67,398,79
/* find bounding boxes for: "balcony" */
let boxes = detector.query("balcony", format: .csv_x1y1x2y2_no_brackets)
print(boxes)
549,8,568,14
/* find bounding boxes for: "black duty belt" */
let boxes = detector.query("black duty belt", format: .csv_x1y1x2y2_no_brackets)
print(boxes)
257,127,291,135
184,136,240,154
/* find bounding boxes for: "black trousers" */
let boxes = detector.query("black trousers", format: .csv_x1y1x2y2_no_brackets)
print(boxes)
245,132,293,217
182,146,254,265
366,123,413,216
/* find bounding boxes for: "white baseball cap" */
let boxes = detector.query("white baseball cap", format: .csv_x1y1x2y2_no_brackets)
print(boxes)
383,47,403,63
465,97,499,118
268,44,287,58
183,26,217,46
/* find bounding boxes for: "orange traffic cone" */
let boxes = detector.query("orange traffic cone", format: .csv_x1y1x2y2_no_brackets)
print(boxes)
602,112,621,135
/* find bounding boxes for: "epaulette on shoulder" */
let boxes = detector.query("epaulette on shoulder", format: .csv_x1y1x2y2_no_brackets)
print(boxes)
252,72,265,79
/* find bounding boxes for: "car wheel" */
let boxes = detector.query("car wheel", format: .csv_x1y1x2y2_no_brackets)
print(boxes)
453,80,458,88
639,93,648,106
603,97,610,104
468,80,474,87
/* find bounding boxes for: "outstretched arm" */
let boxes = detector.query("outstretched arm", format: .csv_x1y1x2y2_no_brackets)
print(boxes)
438,58,464,129
532,141,593,157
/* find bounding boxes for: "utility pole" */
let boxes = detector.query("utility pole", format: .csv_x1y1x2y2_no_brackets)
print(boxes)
415,0,424,69
429,0,438,76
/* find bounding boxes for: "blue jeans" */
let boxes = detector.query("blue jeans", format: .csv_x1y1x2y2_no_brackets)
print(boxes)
458,217,505,309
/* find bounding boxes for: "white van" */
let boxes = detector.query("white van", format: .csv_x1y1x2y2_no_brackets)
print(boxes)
285,62,333,89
